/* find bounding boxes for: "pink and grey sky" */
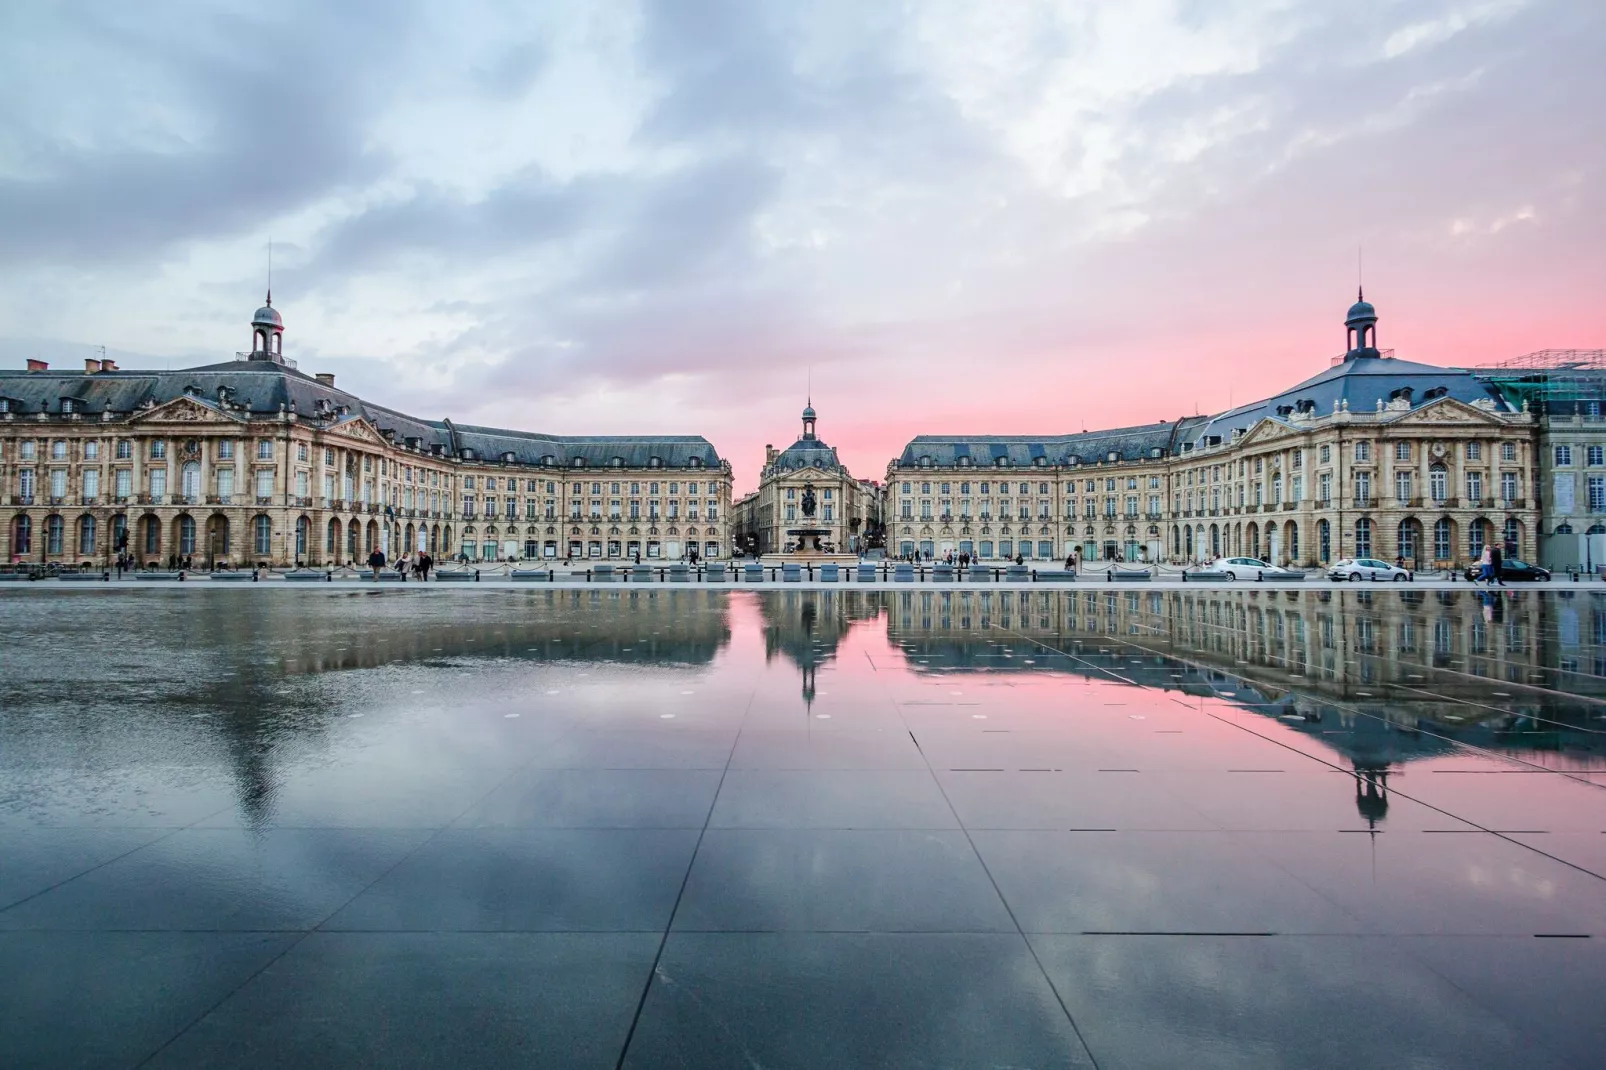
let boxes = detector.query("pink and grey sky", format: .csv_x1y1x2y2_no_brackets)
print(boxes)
1,0,1602,492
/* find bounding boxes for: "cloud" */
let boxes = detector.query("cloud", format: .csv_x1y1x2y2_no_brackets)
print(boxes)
0,0,411,265
1,0,1603,491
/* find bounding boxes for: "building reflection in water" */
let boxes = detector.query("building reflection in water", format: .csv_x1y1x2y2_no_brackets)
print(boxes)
5,587,1603,832
879,586,1606,827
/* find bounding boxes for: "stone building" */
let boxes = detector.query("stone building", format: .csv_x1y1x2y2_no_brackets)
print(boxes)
734,402,882,556
885,294,1553,569
0,296,732,567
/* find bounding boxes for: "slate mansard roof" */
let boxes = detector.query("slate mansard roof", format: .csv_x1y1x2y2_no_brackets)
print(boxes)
0,358,724,468
896,418,1211,469
1183,352,1511,449
892,295,1520,470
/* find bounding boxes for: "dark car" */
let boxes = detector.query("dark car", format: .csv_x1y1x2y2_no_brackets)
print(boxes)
1463,558,1551,582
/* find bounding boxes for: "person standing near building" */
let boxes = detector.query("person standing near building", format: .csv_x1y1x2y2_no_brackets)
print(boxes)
1489,543,1506,587
368,547,385,580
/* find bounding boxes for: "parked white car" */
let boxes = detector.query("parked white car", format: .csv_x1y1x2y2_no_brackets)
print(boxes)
1202,557,1302,580
1327,557,1411,582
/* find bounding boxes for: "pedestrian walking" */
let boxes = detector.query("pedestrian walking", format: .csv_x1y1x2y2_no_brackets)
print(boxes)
395,553,409,581
368,547,385,580
1477,544,1494,587
1489,543,1506,587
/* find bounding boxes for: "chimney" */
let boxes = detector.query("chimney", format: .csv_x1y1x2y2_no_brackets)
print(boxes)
315,373,336,387
26,358,48,372
101,358,118,372
85,358,103,373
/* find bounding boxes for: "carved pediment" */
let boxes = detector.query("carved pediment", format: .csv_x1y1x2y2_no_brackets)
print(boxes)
331,417,385,444
1402,397,1503,426
129,396,240,425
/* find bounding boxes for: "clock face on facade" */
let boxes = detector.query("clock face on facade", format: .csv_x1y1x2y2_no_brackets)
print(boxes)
1431,442,1447,458
183,438,201,457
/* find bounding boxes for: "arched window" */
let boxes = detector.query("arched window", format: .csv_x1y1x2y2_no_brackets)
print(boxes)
1429,465,1448,502
296,516,310,557
1287,522,1299,562
1354,517,1372,558
1504,518,1521,558
143,515,161,556
46,514,64,555
178,515,196,556
327,518,340,553
254,515,272,556
11,514,31,554
1433,518,1452,560
1468,518,1487,559
181,461,200,501
1397,520,1418,561
78,514,95,556
1317,519,1331,563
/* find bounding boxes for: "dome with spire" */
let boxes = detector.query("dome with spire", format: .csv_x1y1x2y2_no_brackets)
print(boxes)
802,404,816,420
252,295,283,329
1345,290,1377,327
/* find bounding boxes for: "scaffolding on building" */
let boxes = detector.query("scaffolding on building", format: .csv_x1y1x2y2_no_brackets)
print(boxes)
1473,350,1606,412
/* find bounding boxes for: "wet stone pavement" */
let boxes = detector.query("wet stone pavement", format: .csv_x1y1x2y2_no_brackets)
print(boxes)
2,586,1605,1069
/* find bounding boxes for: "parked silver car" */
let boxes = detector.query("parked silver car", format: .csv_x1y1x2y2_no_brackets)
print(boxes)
1327,557,1411,582
1202,557,1303,581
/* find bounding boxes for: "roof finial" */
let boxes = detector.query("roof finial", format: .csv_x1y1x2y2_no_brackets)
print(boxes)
267,239,273,306
1357,244,1363,302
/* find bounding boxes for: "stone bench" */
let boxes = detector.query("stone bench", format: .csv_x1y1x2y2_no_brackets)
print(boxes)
135,573,177,581
932,563,955,582
706,563,728,582
0,573,30,581
968,567,994,583
510,569,551,581
631,565,654,582
782,562,802,582
743,564,765,582
1108,569,1153,582
208,572,254,581
818,563,840,582
435,571,476,582
1034,570,1077,583
284,571,330,582
856,564,878,583
668,563,690,583
374,572,404,582
1005,565,1030,582
1181,571,1230,582
894,563,915,583
591,564,616,583
58,572,106,581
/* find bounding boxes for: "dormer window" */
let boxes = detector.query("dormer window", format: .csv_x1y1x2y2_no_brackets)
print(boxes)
542,454,554,466
1034,456,1046,466
957,456,970,467
572,457,586,467
995,457,1007,467
689,457,701,468
1107,451,1119,462
611,456,623,467
502,451,516,463
60,399,73,414
648,456,661,468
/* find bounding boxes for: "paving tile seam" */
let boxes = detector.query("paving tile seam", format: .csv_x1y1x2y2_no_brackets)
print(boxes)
876,649,1104,1070
0,825,191,915
609,683,756,1070
130,759,534,1069
1197,710,1606,883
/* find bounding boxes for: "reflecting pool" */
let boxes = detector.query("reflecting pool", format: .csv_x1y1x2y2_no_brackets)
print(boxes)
3,588,1604,1068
